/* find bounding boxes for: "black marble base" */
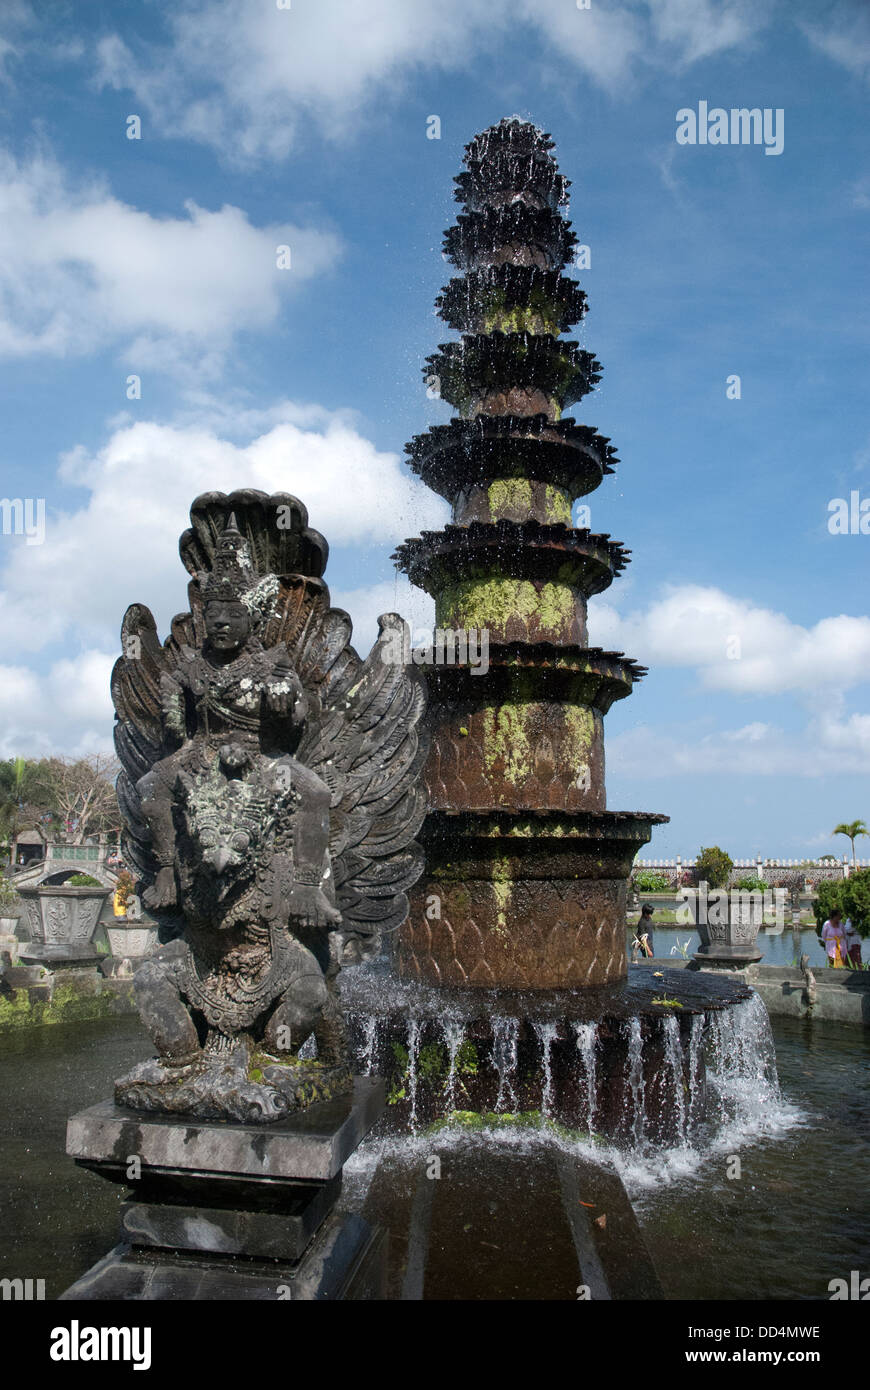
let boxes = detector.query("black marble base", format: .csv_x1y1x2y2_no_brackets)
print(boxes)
61,1211,386,1301
19,942,101,967
62,1076,385,1300
693,948,763,966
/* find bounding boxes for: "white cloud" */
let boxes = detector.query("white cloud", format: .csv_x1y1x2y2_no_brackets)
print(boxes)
0,651,115,758
95,0,499,162
646,0,766,64
589,584,870,695
330,579,436,656
0,1,34,83
92,0,776,164
0,403,447,660
518,0,645,88
608,706,870,779
801,5,870,81
0,148,341,366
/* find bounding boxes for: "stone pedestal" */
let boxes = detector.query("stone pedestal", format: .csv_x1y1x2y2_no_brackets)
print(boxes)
18,885,111,969
62,1077,386,1300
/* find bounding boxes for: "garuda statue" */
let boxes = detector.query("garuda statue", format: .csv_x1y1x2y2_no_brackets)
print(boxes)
111,490,427,1123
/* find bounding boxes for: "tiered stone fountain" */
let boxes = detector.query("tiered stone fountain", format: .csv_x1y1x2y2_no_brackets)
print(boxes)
343,118,752,1141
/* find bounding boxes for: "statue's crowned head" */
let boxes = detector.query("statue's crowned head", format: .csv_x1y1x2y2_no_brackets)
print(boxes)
201,513,279,649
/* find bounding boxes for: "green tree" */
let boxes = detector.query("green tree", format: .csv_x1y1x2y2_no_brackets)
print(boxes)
832,820,869,867
695,846,733,890
814,879,844,931
815,868,870,938
39,755,120,845
0,758,54,863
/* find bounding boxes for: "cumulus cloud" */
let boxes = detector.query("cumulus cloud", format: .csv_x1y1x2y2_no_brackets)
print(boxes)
0,403,447,659
92,0,776,163
608,705,870,779
589,584,870,695
0,148,341,365
0,651,115,758
95,0,499,162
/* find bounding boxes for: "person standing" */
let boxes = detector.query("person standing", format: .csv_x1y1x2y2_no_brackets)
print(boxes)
845,917,863,969
821,909,848,968
637,903,655,959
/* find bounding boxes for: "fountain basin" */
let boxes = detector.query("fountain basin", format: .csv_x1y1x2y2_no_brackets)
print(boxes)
341,964,752,1145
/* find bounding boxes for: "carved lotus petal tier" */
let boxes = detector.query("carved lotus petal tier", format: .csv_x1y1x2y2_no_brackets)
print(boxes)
405,415,617,507
425,333,601,414
436,267,588,334
444,205,578,272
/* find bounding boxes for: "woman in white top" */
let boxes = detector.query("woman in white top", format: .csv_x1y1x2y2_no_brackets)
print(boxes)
820,909,848,967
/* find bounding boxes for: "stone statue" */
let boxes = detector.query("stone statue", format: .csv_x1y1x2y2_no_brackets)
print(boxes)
111,490,427,1122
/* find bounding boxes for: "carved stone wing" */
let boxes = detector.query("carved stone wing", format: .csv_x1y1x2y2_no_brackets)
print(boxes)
111,604,197,884
297,614,429,955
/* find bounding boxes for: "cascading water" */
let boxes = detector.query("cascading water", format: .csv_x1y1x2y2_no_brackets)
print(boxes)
703,991,789,1144
687,1013,705,1130
361,1014,378,1074
572,1021,598,1132
406,1019,421,1129
662,1015,687,1143
492,1016,519,1111
442,1017,464,1113
532,1021,558,1117
344,973,798,1174
625,1017,646,1147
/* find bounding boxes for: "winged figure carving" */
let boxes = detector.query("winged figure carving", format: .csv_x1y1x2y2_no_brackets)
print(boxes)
111,489,427,1123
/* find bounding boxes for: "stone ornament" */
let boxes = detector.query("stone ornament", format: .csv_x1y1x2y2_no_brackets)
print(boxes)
111,489,427,1122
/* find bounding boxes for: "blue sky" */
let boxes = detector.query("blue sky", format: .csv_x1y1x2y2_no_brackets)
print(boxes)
0,0,867,859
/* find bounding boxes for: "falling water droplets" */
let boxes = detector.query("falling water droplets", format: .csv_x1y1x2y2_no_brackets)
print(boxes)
360,1014,377,1074
687,1013,705,1129
442,1016,464,1112
406,1019,421,1131
572,1021,598,1132
625,1017,645,1146
532,1021,557,1117
492,1016,519,1111
662,1015,687,1143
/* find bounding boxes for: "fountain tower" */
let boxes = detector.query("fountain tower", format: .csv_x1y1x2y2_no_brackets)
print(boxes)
394,119,666,991
342,119,751,1139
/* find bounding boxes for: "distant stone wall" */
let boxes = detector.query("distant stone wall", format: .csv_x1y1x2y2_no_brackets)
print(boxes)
632,858,862,891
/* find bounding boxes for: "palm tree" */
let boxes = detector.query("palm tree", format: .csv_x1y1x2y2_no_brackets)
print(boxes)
832,819,869,867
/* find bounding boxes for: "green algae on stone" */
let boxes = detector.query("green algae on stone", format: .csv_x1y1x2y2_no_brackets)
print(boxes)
491,854,513,936
486,478,532,520
482,706,534,786
563,706,595,769
437,577,575,638
0,978,132,1033
543,485,572,525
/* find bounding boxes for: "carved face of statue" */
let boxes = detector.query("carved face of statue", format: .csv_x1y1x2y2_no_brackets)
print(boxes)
205,599,251,653
181,772,273,881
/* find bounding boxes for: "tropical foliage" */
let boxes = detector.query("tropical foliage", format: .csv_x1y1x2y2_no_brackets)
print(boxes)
0,755,120,859
832,820,868,866
814,868,870,938
695,845,733,890
632,869,671,893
